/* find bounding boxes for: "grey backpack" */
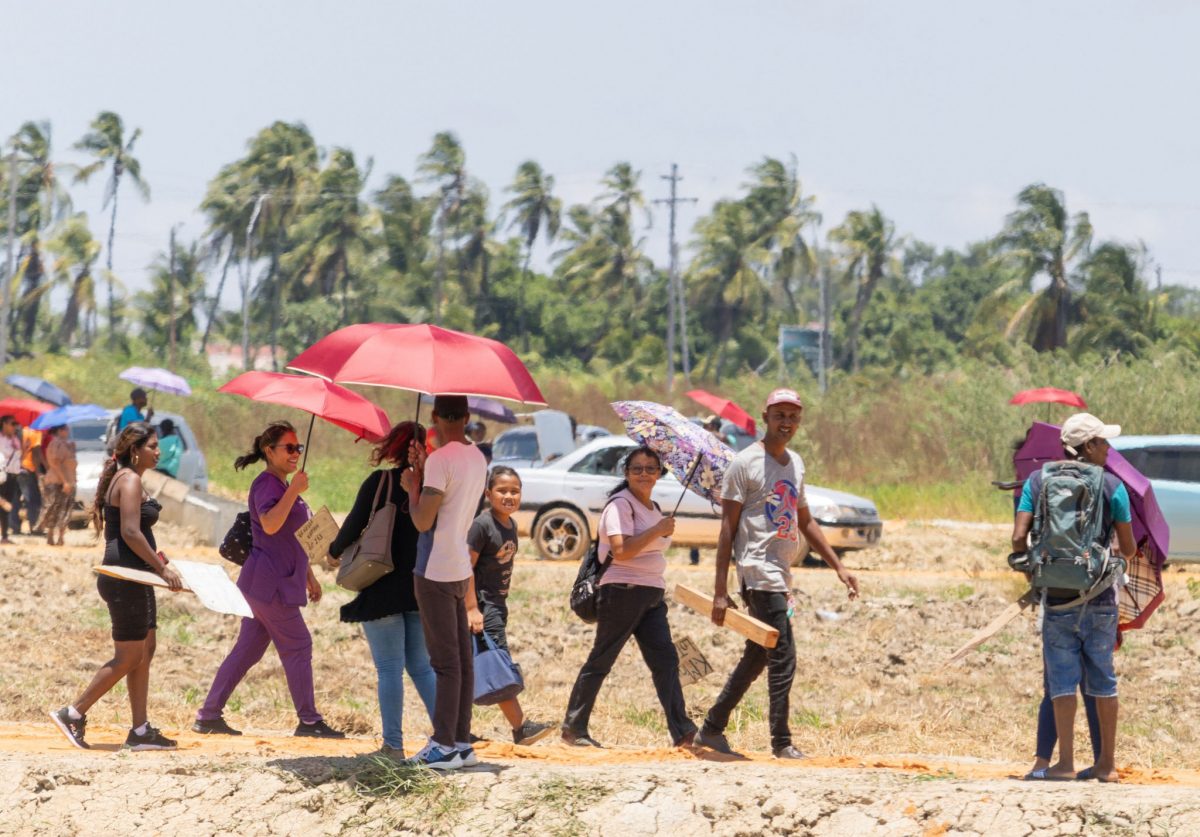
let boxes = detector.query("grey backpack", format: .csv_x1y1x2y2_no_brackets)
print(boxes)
1029,461,1115,598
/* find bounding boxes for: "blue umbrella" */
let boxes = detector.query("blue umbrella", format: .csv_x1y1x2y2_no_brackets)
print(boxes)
31,403,109,430
4,375,72,407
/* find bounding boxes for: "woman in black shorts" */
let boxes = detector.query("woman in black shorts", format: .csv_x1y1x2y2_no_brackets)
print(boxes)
49,422,183,750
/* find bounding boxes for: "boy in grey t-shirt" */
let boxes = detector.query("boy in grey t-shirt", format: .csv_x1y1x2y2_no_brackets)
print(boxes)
695,389,859,759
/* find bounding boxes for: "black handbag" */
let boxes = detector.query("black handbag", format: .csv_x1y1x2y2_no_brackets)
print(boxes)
219,511,253,566
569,497,640,623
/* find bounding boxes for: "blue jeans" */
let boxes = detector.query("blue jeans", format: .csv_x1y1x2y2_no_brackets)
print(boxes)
1043,604,1119,700
361,611,437,749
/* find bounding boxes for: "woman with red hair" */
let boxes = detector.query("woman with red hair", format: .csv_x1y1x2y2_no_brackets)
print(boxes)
329,421,437,759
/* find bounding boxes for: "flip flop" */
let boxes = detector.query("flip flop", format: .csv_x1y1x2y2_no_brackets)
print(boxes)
1077,766,1121,782
1023,767,1073,781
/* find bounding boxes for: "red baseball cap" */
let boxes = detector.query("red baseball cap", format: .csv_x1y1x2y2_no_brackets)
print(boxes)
764,388,804,409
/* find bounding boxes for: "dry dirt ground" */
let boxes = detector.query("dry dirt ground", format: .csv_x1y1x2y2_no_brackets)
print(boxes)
2,520,1199,835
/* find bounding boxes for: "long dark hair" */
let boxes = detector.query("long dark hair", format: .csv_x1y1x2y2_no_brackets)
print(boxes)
93,422,156,533
234,421,296,471
371,421,426,468
608,446,662,498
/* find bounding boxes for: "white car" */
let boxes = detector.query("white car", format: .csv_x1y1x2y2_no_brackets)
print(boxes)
511,436,883,563
69,410,209,526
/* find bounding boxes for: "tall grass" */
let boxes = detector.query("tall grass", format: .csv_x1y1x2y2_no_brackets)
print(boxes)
10,344,1199,518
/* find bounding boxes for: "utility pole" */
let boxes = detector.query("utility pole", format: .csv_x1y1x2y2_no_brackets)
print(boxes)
241,194,267,371
2,150,17,367
168,225,178,371
813,218,829,394
654,164,697,390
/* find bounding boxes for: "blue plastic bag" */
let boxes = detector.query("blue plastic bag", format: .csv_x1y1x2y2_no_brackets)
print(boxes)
472,631,524,706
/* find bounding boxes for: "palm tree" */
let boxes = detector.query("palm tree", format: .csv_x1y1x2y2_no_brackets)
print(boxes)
218,121,318,367
556,163,652,300
198,168,254,354
138,240,205,356
73,111,149,345
502,161,561,347
998,183,1092,352
417,132,470,324
686,200,770,381
742,156,820,320
1071,242,1156,357
45,214,100,351
829,206,899,372
285,148,376,323
8,122,72,349
374,174,434,314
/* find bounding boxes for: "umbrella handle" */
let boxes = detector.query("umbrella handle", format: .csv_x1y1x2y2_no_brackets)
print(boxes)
301,413,315,471
672,455,704,517
413,392,422,426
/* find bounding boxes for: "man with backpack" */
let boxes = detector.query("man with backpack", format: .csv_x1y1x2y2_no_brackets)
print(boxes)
1010,412,1136,783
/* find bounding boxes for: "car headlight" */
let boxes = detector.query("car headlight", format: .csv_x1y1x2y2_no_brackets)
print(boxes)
809,503,838,522
838,504,878,521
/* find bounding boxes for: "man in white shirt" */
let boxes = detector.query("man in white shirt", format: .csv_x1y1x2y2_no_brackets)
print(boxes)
407,395,488,770
0,416,23,543
695,389,859,759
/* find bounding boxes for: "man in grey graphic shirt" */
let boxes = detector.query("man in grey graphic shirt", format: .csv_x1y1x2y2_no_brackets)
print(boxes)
695,388,859,759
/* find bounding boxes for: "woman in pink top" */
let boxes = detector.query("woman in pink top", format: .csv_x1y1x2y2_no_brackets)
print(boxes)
561,446,697,748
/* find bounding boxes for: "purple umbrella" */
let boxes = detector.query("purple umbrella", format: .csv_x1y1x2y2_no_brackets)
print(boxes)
1013,421,1168,631
420,393,516,424
119,366,192,397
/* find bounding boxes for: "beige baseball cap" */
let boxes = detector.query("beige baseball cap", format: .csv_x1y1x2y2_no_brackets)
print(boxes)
764,388,804,410
1060,412,1121,450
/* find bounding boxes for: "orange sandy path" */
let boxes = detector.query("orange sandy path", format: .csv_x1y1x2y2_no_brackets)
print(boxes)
7,723,1198,787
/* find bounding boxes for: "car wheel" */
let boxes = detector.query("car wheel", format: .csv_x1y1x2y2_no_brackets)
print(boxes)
533,506,589,562
791,538,813,567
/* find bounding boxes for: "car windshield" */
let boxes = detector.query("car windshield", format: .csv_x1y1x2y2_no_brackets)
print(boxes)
493,431,539,462
70,420,110,450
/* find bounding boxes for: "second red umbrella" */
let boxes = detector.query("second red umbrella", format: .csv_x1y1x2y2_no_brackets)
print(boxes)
685,389,757,436
286,323,547,405
218,372,391,469
1009,387,1087,409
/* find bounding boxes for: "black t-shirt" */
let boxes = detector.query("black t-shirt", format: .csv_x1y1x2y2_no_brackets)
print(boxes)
467,510,517,602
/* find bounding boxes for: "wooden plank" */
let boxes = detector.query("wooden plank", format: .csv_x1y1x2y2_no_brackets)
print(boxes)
943,590,1037,666
673,584,780,649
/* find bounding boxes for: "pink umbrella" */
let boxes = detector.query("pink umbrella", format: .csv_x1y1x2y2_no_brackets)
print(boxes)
218,372,391,469
685,389,757,436
1009,387,1087,408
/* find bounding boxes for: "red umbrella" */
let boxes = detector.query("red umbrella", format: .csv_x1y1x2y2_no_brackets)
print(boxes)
218,372,391,469
684,389,757,436
0,398,54,426
287,324,546,406
1009,387,1087,408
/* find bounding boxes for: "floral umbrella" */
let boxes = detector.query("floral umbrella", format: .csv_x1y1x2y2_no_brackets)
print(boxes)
611,400,735,508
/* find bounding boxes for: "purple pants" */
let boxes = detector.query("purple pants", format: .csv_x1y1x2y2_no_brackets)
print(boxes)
197,594,321,724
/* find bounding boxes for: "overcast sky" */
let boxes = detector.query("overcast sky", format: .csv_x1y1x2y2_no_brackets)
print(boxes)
6,0,1200,307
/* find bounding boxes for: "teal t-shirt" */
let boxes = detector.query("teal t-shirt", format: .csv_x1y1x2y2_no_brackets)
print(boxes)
1017,472,1131,524
157,435,183,477
118,404,145,430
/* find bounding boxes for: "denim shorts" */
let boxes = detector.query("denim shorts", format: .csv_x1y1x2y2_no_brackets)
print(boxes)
1043,604,1118,699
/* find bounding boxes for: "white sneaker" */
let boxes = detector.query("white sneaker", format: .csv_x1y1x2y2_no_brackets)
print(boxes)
455,742,479,767
409,739,463,771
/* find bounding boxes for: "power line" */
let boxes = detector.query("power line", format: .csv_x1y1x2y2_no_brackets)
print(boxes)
653,164,697,391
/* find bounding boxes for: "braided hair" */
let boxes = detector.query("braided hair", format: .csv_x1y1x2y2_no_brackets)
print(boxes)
93,422,156,534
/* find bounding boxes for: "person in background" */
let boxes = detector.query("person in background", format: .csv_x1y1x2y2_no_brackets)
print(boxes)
696,389,859,760
466,420,492,464
13,424,44,535
119,388,153,431
194,421,344,739
561,447,697,749
329,421,437,761
407,395,489,770
39,425,76,546
49,422,183,750
0,416,23,543
466,466,552,746
155,419,183,479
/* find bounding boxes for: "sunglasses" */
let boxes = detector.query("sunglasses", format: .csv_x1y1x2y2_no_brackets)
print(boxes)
627,465,661,475
271,443,305,455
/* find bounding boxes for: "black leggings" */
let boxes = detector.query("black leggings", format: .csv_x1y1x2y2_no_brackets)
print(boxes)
0,479,19,538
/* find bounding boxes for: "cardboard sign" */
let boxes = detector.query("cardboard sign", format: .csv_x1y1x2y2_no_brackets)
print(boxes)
674,635,714,686
295,506,339,563
174,560,253,618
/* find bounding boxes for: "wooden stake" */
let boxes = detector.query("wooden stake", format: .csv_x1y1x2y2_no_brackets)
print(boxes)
674,583,780,649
